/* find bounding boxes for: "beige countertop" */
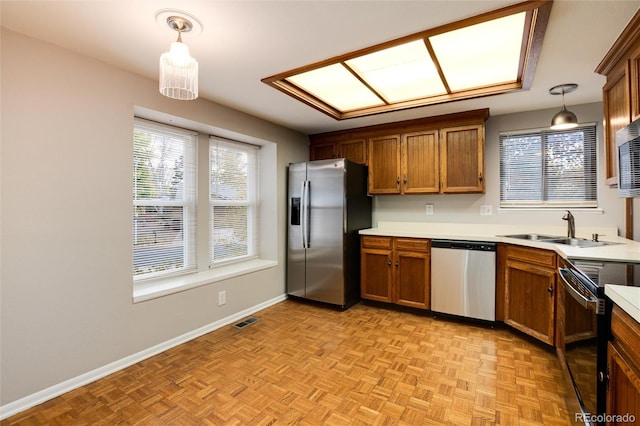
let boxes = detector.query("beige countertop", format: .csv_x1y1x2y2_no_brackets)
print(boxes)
605,285,640,323
360,221,640,263
360,221,640,321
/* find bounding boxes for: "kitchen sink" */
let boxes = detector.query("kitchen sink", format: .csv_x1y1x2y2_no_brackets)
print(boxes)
501,234,620,248
502,233,564,241
540,237,620,248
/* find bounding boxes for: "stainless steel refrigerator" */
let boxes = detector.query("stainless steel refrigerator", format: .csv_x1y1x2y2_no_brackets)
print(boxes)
287,158,371,309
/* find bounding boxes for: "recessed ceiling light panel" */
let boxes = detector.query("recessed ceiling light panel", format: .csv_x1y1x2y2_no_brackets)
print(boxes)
286,64,384,112
346,40,447,102
429,12,526,91
262,1,552,120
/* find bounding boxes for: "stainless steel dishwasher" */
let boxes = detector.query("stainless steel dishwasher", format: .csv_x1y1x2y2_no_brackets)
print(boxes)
431,240,496,321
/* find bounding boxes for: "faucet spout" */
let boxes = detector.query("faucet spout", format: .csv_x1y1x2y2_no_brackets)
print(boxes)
562,210,575,239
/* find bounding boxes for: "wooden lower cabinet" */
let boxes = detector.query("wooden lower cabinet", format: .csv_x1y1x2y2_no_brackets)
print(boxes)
503,245,557,346
607,305,640,422
361,236,430,309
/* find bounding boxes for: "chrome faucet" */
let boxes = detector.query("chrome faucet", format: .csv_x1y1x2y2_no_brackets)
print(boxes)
562,210,575,239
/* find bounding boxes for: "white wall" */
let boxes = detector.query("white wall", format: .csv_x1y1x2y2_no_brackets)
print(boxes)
373,103,639,240
0,28,308,407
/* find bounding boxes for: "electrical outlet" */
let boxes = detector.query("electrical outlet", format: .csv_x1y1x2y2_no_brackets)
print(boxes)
480,205,493,216
218,290,226,306
425,203,434,215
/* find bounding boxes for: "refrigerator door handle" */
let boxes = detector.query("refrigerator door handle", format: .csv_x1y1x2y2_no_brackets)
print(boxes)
301,180,310,248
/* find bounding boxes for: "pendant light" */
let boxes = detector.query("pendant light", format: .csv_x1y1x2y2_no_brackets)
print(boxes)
159,15,198,101
549,83,578,130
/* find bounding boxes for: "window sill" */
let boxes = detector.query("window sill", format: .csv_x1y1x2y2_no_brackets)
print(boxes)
497,207,604,214
133,259,278,303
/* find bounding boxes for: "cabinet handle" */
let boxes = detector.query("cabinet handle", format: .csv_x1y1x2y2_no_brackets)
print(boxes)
479,173,483,183
387,260,392,266
396,177,400,186
403,176,407,185
547,285,553,295
395,261,399,267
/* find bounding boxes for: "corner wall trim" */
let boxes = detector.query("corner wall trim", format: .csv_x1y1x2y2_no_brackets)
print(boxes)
0,294,288,420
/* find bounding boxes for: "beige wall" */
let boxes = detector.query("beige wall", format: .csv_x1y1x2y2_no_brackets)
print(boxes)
373,103,640,241
0,28,308,406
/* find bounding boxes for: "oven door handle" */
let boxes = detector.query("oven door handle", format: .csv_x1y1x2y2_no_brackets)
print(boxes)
558,267,598,312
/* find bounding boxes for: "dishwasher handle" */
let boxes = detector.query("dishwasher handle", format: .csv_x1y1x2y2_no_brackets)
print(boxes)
431,239,496,251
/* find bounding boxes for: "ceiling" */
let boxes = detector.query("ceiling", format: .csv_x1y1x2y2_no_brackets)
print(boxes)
1,0,638,135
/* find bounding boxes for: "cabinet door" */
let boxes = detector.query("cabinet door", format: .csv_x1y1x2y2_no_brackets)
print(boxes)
310,141,336,161
338,139,367,165
361,248,393,302
368,135,401,194
439,125,485,193
607,343,640,422
630,43,640,122
402,130,439,194
603,62,631,186
394,250,430,310
504,259,556,345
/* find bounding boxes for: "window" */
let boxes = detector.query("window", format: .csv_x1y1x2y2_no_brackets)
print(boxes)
499,124,597,208
209,137,259,265
133,119,197,280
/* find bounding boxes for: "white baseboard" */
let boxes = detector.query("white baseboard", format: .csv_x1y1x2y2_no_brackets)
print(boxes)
0,294,287,421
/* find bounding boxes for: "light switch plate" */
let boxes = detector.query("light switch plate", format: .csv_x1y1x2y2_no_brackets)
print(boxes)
480,205,493,216
426,204,434,215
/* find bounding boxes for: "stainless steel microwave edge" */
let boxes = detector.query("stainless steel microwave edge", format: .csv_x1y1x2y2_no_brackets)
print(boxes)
616,118,640,198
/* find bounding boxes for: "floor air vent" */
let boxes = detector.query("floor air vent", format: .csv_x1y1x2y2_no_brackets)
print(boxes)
233,316,260,329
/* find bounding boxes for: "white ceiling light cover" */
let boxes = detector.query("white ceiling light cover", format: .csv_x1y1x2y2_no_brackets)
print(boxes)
286,64,385,112
429,12,526,91
345,40,447,103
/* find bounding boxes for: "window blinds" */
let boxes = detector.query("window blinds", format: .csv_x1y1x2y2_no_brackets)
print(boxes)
209,136,259,265
133,118,197,279
499,123,597,208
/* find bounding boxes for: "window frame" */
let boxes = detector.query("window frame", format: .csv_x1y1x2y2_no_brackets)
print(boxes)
209,136,260,266
499,122,598,209
133,118,197,281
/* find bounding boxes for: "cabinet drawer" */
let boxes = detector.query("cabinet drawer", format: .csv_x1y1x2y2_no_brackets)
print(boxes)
611,305,640,371
506,245,556,269
395,238,430,252
361,236,393,249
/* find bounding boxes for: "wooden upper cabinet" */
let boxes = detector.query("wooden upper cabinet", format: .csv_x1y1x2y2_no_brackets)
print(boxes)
439,125,485,193
602,62,631,186
630,42,640,122
596,10,640,186
309,138,368,164
368,125,485,195
402,130,439,194
310,140,337,161
368,135,401,194
338,139,367,164
309,108,489,195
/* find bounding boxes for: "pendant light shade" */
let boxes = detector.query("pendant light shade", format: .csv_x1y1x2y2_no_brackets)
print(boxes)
551,105,578,130
159,16,198,101
549,84,578,130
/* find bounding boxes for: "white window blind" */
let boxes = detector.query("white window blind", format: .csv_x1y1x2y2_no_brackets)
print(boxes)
209,137,259,265
499,123,597,208
133,118,197,279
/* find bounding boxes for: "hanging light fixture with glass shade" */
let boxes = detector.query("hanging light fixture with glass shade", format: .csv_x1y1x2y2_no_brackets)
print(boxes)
549,83,578,130
159,15,199,101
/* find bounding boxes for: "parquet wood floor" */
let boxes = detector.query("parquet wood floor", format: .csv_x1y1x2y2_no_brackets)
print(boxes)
2,300,573,425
